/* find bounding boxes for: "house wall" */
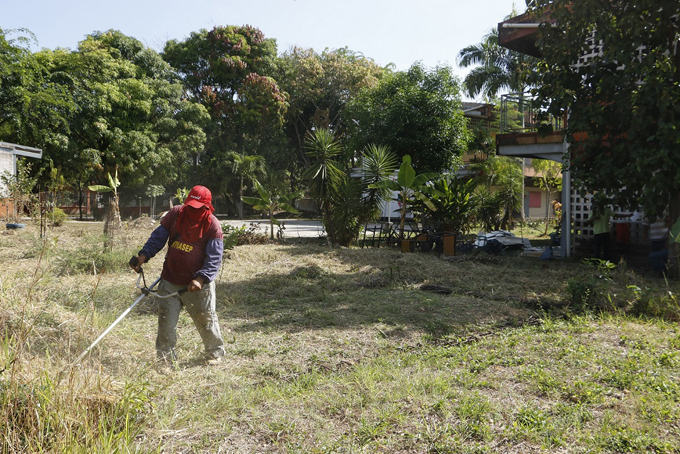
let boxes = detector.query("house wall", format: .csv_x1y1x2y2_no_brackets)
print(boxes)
0,151,14,195
0,151,14,218
526,187,560,219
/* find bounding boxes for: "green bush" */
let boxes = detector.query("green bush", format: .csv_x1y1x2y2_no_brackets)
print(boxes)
222,223,242,250
564,259,619,314
47,207,68,227
628,285,680,321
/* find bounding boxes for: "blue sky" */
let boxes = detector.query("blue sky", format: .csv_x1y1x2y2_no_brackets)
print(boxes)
3,0,524,85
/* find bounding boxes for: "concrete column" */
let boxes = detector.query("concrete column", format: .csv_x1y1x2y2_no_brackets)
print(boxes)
561,139,572,258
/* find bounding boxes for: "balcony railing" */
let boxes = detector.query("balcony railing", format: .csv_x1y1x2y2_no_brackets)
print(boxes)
500,92,563,134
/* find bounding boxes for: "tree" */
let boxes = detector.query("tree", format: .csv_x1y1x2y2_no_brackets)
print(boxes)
358,144,399,223
303,128,345,240
0,160,38,224
345,63,470,174
473,187,504,232
0,29,76,183
470,153,525,230
303,129,398,246
276,47,385,167
326,144,398,246
163,25,287,201
528,0,680,274
145,184,165,218
221,151,267,218
29,31,210,218
0,28,33,139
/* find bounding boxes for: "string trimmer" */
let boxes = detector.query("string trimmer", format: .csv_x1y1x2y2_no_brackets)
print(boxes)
72,266,186,365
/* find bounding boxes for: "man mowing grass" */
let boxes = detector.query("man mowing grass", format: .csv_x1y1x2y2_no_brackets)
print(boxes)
130,185,225,366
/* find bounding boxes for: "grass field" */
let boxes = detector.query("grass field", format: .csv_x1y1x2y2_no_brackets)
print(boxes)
1,220,679,453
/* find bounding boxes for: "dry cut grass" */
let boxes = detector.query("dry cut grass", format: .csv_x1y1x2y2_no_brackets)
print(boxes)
0,220,679,453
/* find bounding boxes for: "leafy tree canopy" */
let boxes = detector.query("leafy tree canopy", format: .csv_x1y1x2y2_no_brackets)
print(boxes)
25,30,210,199
163,25,286,140
163,25,287,204
0,28,74,154
529,0,680,224
345,63,470,174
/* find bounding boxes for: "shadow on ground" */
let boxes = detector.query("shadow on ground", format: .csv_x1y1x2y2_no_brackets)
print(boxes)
214,243,538,338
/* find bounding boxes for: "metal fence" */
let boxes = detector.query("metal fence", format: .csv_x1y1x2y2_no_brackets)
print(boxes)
500,92,563,134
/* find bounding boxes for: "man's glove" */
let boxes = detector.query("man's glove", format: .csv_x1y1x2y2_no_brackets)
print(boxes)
129,255,145,273
129,254,148,273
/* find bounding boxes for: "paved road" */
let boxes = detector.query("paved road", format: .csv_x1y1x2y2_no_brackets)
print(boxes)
219,219,326,238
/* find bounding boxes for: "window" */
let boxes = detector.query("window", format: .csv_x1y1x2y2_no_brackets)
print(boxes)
529,191,542,208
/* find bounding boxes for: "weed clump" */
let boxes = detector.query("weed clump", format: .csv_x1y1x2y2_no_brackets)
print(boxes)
0,373,153,453
628,286,680,321
532,258,680,321
222,223,270,247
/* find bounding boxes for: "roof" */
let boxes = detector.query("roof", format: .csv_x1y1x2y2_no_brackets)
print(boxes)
0,141,43,159
498,10,556,58
461,102,494,119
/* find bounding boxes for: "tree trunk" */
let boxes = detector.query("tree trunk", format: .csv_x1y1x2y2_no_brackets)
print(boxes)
323,200,334,244
78,182,84,221
668,190,680,279
238,176,244,219
103,194,122,250
269,208,274,240
399,193,407,240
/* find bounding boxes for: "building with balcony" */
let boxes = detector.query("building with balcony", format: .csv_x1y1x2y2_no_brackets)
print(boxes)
495,10,653,259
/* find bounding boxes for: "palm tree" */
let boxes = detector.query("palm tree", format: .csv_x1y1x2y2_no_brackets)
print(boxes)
457,27,536,100
359,144,399,222
303,129,345,240
458,19,538,225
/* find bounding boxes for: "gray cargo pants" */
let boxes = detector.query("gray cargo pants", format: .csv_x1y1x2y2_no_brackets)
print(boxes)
155,279,225,361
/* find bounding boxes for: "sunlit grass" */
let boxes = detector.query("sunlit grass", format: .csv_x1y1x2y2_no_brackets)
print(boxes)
0,221,678,452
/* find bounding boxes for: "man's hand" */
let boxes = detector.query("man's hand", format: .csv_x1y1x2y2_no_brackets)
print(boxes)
129,254,147,272
188,276,205,292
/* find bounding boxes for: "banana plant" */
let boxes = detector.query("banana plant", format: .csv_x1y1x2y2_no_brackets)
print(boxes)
242,180,302,239
369,155,437,239
88,170,121,246
88,170,120,197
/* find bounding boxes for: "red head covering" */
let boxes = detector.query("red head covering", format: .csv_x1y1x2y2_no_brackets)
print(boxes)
184,185,214,211
176,186,215,243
